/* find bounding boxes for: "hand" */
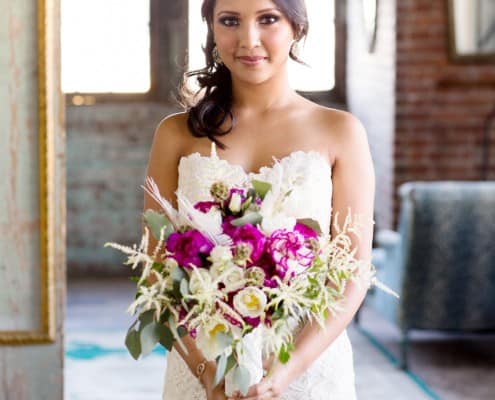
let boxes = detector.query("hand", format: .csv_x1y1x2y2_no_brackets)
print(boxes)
202,362,228,400
227,363,291,400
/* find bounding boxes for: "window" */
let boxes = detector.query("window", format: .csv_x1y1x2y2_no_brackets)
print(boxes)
61,1,344,105
61,0,151,94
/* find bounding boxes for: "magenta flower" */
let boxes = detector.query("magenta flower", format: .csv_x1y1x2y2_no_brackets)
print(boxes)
223,222,266,266
294,222,318,239
267,229,315,279
166,230,213,269
194,201,218,213
244,316,261,328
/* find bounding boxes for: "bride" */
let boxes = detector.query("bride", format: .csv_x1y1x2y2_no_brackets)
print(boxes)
143,0,375,399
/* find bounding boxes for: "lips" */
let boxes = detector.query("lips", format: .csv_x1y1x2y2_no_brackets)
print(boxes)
237,56,267,66
238,56,266,62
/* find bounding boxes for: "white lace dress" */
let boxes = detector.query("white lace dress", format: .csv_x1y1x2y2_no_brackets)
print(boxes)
162,146,357,400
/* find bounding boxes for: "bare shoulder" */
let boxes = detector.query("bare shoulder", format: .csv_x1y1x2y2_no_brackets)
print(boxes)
309,105,369,160
152,111,189,157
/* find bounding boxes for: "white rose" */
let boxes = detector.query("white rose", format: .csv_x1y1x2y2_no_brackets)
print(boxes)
233,287,267,318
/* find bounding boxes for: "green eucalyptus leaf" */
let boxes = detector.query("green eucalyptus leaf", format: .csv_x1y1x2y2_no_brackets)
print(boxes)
156,323,175,351
140,322,161,357
180,278,190,297
234,364,251,396
138,309,155,327
171,266,187,283
225,353,236,375
296,218,322,236
251,180,272,199
230,212,262,227
214,353,228,387
143,209,174,241
125,329,141,360
159,309,171,324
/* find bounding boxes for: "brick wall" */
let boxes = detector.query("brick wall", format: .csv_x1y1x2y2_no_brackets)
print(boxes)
347,0,397,231
67,103,179,277
394,1,495,226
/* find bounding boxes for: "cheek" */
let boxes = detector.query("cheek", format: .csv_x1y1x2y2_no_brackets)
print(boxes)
264,30,293,57
213,28,236,54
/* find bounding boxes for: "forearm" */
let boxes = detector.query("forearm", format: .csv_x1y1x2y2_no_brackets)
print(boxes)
277,279,368,381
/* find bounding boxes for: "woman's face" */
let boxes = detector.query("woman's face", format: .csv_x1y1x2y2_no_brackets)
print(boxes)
212,0,296,85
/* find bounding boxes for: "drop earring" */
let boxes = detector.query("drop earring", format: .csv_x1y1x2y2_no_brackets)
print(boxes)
212,45,223,65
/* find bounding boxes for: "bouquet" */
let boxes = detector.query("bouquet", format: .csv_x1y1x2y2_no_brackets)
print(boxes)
105,168,397,396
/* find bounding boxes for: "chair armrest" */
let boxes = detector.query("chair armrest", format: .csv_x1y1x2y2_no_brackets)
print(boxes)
376,229,401,250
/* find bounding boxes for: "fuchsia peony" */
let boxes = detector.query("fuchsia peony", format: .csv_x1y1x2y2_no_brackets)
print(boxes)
223,220,266,267
166,229,214,269
267,228,316,279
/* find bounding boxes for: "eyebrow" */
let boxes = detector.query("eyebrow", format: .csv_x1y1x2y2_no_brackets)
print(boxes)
217,8,280,16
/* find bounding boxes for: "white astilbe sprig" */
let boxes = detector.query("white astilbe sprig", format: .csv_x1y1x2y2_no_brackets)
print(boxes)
176,190,233,247
141,176,180,230
262,318,296,357
264,275,315,321
104,226,155,285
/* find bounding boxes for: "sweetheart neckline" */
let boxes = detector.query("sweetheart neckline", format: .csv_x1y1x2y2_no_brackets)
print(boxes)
178,149,332,177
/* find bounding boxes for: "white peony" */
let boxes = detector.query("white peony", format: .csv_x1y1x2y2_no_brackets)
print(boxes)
233,287,267,318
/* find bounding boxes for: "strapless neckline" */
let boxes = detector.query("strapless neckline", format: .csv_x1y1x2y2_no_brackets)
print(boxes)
178,146,332,177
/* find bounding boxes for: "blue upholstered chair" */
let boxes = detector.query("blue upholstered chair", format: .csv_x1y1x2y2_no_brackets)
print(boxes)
356,181,495,369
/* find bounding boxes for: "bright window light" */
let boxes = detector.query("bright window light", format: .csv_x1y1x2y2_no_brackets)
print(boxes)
61,0,151,93
188,0,335,92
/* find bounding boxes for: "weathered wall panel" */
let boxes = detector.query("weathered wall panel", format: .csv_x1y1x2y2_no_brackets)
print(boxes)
0,0,64,398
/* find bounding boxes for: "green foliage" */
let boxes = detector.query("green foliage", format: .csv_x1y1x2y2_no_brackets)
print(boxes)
157,323,175,351
143,209,174,241
230,212,262,227
214,352,228,387
251,180,272,199
234,364,251,396
140,322,161,356
278,342,295,364
296,218,323,235
125,329,141,360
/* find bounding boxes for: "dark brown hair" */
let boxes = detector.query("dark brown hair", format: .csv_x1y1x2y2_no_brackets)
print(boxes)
178,0,309,149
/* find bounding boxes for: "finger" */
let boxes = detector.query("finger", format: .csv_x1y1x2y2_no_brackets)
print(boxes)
241,385,274,400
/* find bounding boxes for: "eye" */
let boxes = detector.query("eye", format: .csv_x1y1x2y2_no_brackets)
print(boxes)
218,16,239,27
259,14,280,25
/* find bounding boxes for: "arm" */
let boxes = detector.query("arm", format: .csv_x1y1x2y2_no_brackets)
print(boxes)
142,114,225,397
238,114,376,400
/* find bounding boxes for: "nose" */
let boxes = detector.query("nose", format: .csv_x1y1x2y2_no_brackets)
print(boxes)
239,22,261,49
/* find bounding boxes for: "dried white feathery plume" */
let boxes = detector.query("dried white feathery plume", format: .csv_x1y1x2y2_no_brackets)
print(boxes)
141,176,180,230
176,190,233,247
